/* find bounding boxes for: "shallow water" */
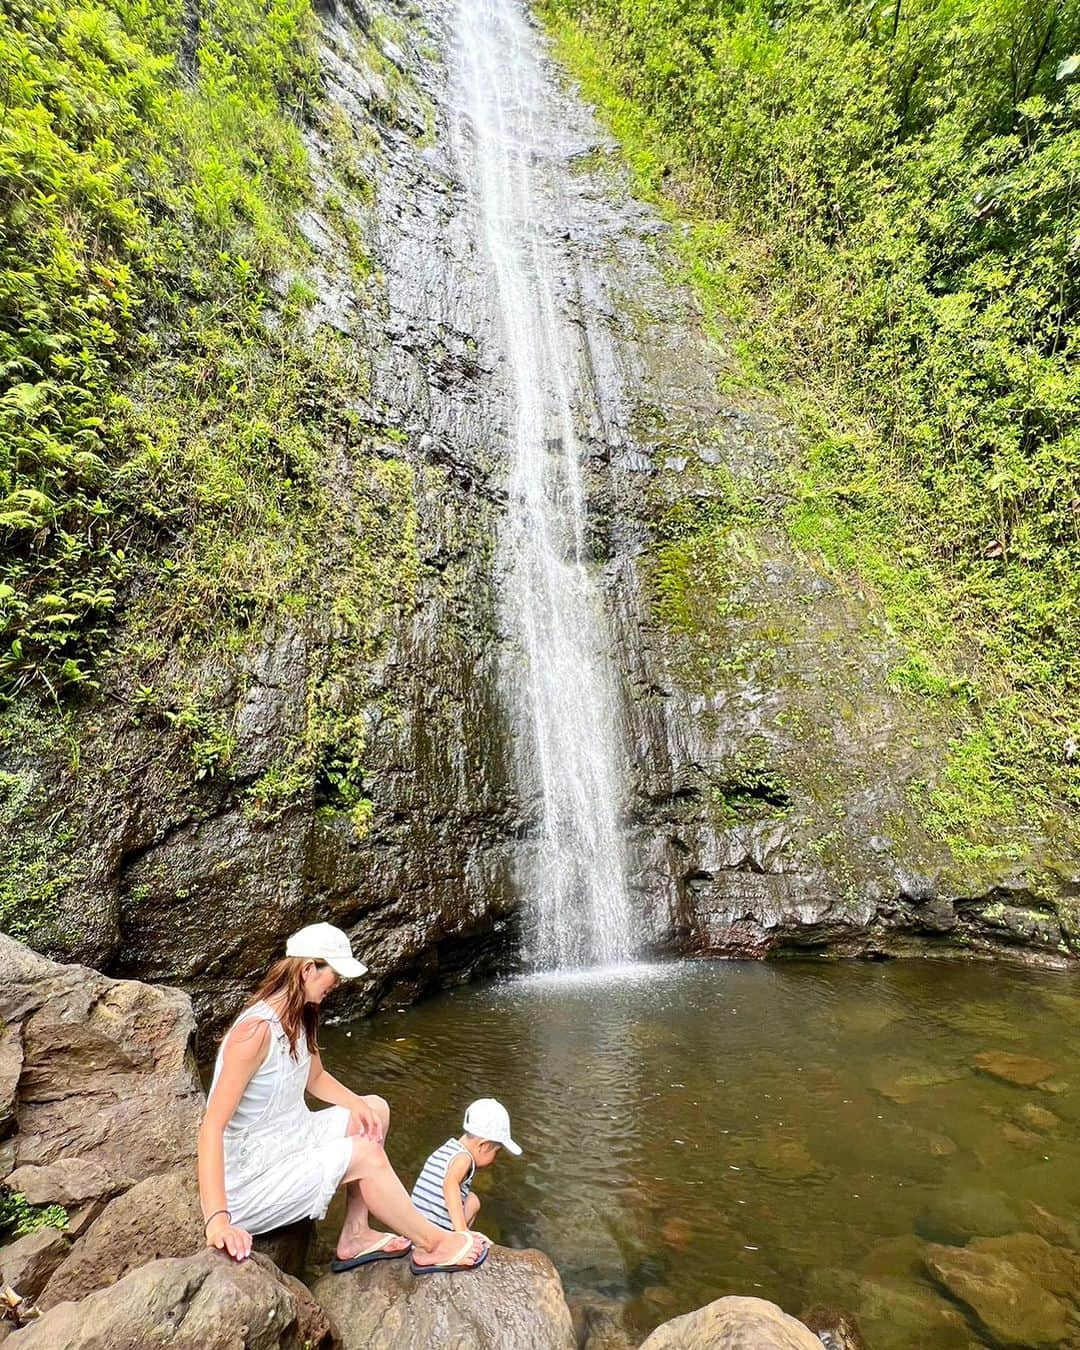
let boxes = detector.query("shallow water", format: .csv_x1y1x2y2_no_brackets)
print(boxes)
319,960,1080,1345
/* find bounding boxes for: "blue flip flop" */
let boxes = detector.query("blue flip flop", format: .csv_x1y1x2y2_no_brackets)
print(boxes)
331,1234,412,1273
409,1234,490,1276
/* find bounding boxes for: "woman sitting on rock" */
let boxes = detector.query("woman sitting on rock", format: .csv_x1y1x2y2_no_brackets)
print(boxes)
198,923,489,1274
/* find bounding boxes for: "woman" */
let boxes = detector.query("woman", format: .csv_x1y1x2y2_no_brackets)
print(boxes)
198,922,488,1274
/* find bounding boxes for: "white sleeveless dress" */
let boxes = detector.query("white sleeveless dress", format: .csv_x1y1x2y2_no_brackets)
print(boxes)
208,1000,353,1234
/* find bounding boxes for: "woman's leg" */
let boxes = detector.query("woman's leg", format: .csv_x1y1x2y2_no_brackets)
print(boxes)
336,1095,411,1259
342,1132,487,1268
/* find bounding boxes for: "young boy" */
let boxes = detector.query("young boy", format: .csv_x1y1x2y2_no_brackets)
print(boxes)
411,1098,521,1234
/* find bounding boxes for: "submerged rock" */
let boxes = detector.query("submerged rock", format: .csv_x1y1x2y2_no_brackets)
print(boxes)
569,1294,638,1350
972,1051,1056,1089
638,1294,821,1348
310,1244,576,1349
924,1241,1070,1346
805,1269,978,1350
8,1249,333,1349
799,1304,868,1350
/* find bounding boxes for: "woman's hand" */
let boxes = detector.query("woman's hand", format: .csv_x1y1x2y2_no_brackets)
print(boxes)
205,1214,253,1261
347,1095,383,1142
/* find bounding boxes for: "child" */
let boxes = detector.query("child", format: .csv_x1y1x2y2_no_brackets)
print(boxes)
411,1098,521,1236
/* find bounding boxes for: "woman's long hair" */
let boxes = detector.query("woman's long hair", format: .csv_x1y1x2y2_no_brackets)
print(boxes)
242,957,323,1059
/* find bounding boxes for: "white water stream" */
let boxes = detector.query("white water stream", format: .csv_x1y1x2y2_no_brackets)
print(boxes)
448,0,634,968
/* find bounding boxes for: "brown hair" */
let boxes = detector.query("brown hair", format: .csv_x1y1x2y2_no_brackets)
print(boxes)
242,956,326,1059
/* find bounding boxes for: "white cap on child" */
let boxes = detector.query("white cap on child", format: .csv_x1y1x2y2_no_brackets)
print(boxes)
463,1098,522,1155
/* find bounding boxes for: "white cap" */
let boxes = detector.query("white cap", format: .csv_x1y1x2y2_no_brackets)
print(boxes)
285,922,368,978
463,1098,521,1155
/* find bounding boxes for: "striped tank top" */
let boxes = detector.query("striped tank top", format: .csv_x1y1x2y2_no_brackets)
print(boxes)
410,1137,475,1230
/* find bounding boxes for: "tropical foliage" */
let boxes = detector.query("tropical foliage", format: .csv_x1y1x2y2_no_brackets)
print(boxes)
544,0,1080,828
0,0,318,698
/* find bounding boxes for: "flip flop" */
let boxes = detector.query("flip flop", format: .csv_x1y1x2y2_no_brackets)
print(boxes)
409,1232,490,1276
330,1233,413,1273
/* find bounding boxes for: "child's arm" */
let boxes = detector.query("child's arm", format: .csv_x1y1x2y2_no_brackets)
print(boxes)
442,1151,472,1231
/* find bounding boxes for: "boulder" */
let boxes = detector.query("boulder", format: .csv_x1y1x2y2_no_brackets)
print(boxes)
8,1249,333,1349
38,1169,202,1310
0,1227,69,1300
0,935,202,1204
5,1159,122,1208
924,1242,1069,1346
639,1296,821,1349
311,1243,576,1348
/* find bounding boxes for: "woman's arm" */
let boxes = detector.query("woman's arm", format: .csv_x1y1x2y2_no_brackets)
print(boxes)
441,1151,471,1232
306,1050,382,1139
197,1017,269,1261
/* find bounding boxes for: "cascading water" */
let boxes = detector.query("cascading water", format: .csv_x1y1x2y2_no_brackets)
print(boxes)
448,0,634,969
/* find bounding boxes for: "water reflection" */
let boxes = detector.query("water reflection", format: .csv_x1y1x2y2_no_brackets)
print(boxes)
320,960,1080,1346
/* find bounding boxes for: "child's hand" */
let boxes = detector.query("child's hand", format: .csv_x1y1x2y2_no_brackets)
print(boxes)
348,1097,384,1141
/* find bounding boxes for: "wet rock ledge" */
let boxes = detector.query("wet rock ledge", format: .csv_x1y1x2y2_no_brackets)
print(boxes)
0,939,837,1347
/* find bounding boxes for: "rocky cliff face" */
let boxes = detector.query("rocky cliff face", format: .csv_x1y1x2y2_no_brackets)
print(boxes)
3,0,1078,1027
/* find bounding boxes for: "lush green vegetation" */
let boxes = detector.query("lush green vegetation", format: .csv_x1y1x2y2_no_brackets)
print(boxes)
543,0,1080,849
0,0,324,698
0,0,422,945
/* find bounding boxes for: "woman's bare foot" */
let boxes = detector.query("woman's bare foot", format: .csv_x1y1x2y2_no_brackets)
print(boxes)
411,1229,488,1269
336,1227,412,1261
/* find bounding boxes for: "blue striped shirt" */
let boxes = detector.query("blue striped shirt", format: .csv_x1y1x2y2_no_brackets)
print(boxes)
411,1138,475,1230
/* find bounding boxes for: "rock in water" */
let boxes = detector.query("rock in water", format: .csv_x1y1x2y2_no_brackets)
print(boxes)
971,1051,1056,1088
311,1244,576,1349
924,1242,1069,1346
8,1249,332,1349
639,1295,822,1348
0,935,202,1205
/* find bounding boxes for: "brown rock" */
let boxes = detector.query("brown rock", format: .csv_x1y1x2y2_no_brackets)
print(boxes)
311,1243,576,1348
0,1024,22,1140
968,1232,1080,1298
924,1242,1069,1345
0,934,202,1200
6,1159,122,1207
972,1051,1055,1089
1022,1202,1080,1249
1017,1103,1060,1132
9,1249,332,1349
799,1304,868,1350
639,1296,821,1348
0,1226,69,1300
569,1294,637,1350
39,1169,202,1310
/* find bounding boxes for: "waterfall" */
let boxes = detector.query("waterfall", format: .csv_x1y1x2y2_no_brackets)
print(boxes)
448,0,634,969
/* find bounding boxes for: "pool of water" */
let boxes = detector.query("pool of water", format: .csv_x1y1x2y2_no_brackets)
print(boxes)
317,959,1080,1346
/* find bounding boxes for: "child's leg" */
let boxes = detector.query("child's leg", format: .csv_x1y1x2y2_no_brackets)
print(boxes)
340,1134,487,1268
464,1193,480,1228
